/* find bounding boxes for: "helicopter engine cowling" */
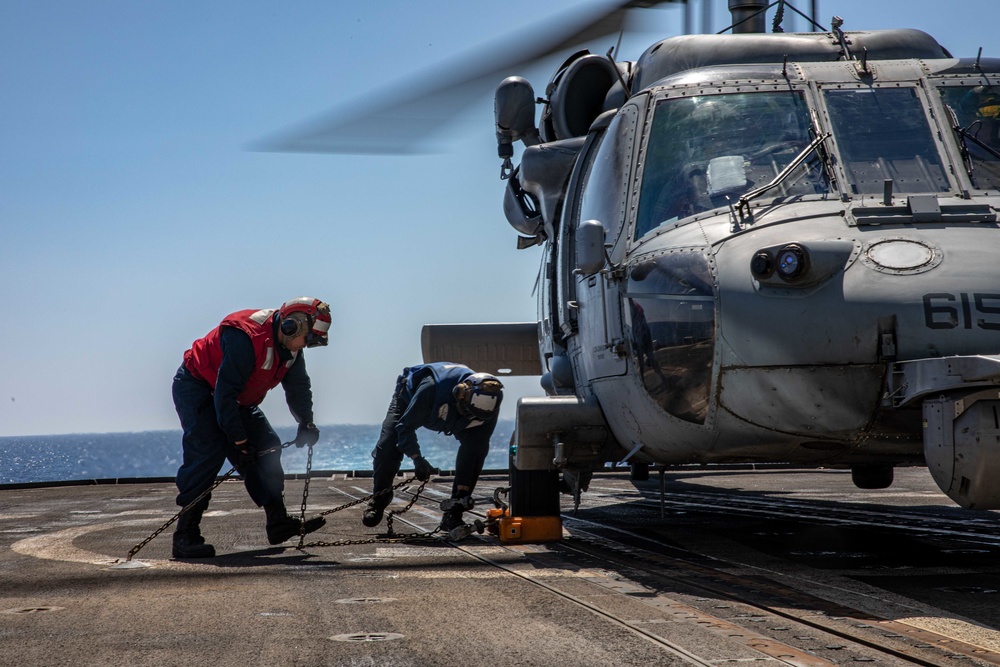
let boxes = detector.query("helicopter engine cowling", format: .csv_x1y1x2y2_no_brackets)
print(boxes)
518,137,585,238
540,51,622,143
503,166,544,239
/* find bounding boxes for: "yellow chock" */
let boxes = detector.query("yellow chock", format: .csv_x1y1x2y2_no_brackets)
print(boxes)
497,514,562,544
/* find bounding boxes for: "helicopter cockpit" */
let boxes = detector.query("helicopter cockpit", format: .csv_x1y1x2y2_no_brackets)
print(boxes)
938,85,1000,191
632,76,1000,241
824,87,949,195
613,60,1000,436
635,89,830,239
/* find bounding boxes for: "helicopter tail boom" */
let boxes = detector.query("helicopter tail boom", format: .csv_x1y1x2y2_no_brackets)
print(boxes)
420,322,541,377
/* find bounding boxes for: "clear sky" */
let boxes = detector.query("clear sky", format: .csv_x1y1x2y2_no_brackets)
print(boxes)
1,0,996,437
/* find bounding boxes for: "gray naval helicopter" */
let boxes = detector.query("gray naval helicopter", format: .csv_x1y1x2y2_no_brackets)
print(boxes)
269,0,1000,528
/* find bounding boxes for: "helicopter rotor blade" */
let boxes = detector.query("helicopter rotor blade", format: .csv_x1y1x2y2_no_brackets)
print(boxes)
253,0,687,155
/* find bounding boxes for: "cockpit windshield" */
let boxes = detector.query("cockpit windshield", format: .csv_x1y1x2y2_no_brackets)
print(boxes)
824,87,950,195
635,91,829,240
938,85,1000,191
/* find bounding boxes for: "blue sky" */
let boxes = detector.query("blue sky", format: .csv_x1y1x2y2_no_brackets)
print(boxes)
1,0,995,436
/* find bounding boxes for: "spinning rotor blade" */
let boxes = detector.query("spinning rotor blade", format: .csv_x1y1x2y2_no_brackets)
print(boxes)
253,0,686,155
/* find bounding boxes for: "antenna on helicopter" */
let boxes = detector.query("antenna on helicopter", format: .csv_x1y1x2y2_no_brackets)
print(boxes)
831,15,853,60
605,46,632,98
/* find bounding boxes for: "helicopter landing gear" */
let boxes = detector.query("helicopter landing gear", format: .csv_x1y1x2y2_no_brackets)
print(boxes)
509,454,560,518
497,453,563,544
851,463,894,489
553,469,593,514
629,462,650,481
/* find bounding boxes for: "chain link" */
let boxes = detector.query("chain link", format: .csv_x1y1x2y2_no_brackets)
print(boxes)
122,439,453,561
122,440,297,562
296,477,444,549
298,531,442,548
124,466,237,562
311,475,420,518
295,442,315,549
385,478,431,536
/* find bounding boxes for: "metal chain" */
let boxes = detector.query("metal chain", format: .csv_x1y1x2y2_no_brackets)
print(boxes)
124,466,237,562
122,440,297,562
297,531,442,548
295,442,315,549
385,478,430,536
123,439,451,560
297,477,442,550
312,475,421,518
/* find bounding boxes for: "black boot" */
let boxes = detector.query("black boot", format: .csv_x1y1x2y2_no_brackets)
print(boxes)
440,491,476,540
440,506,467,533
172,499,215,559
264,501,326,545
362,504,384,528
362,493,392,528
440,506,477,540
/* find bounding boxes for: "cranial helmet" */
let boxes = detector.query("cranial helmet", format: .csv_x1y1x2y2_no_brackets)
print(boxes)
959,87,1000,119
453,372,504,421
278,297,332,348
977,91,1000,119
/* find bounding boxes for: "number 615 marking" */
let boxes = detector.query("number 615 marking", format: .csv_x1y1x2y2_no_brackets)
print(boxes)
923,293,1000,330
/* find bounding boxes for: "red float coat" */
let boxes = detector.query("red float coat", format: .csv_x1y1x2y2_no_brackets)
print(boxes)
183,309,295,407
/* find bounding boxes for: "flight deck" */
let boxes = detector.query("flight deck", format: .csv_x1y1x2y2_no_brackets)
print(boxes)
3,467,1000,667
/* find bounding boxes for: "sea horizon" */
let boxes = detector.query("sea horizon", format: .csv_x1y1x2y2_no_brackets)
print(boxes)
0,421,515,486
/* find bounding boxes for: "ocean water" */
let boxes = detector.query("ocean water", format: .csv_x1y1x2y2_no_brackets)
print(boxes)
0,422,514,485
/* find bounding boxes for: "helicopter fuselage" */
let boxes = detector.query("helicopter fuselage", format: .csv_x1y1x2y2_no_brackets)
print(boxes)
426,27,1000,511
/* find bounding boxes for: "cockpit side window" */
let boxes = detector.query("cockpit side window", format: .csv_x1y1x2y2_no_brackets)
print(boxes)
624,251,715,424
824,87,950,195
938,85,1000,191
635,91,827,240
578,105,639,251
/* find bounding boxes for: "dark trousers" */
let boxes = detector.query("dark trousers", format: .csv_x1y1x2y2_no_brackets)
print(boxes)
369,377,408,507
369,376,490,507
172,365,285,508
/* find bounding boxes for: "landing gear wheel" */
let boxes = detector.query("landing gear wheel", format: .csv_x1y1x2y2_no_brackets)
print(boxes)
630,462,650,481
851,464,894,489
509,452,560,517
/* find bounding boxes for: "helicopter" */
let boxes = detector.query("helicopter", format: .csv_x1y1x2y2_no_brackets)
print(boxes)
265,0,1000,532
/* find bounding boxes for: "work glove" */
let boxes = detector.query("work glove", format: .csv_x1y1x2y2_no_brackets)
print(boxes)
234,441,256,474
412,455,438,482
294,422,320,448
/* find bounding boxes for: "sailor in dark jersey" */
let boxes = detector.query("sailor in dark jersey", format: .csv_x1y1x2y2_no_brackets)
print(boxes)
363,362,503,538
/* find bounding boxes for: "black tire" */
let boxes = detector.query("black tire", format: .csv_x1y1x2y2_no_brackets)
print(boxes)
630,462,650,481
509,453,560,517
851,464,894,489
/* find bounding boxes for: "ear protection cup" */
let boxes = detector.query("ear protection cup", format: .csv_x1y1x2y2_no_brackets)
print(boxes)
280,312,309,338
276,297,331,347
453,373,504,420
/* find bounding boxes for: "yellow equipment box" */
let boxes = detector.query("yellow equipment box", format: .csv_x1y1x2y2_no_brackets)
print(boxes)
487,508,563,544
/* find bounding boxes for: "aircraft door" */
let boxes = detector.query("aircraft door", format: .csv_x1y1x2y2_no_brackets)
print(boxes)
562,104,640,379
578,271,627,379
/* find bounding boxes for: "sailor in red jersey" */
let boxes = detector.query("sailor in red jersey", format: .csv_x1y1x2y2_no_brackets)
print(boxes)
171,297,331,558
